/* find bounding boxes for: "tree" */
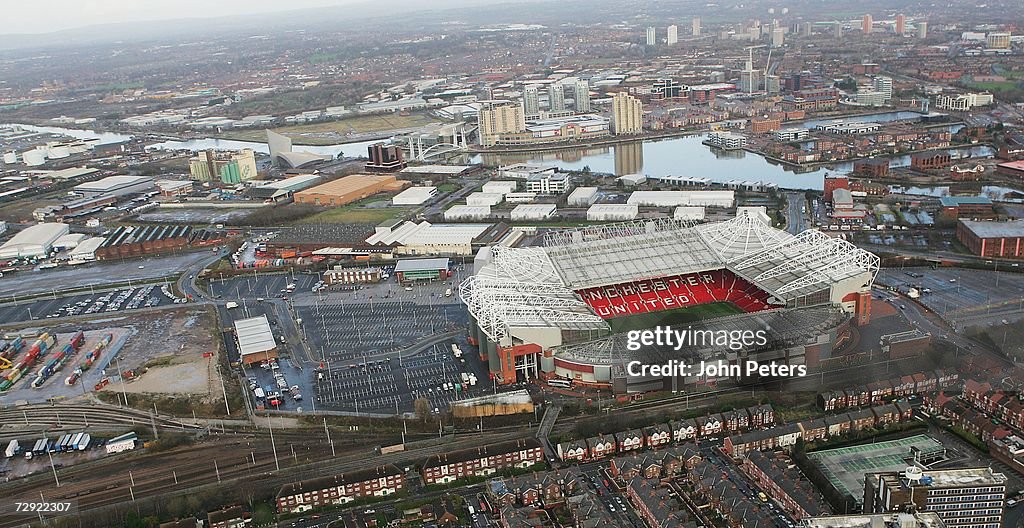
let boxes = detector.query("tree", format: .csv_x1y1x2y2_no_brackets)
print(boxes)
414,397,431,421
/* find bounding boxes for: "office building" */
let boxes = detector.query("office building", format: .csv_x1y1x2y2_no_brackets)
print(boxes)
548,84,566,113
935,92,995,111
771,27,785,47
188,150,257,184
478,100,527,147
523,85,540,117
667,25,678,45
611,92,643,135
526,172,571,194
864,467,1006,528
917,21,928,39
365,143,407,172
862,14,873,34
706,131,747,150
986,32,1011,49
573,79,591,113
646,27,656,46
692,17,701,36
895,14,906,35
652,79,687,100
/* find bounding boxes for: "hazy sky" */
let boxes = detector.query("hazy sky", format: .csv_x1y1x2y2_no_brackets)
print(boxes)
1,0,373,35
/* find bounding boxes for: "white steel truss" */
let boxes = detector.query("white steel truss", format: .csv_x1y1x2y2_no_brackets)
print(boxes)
490,245,562,284
696,213,793,261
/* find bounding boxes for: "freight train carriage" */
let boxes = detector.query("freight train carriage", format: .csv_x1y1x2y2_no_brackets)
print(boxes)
459,213,879,393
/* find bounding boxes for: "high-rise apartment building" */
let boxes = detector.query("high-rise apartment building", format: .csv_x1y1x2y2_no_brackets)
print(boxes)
523,85,540,117
548,83,566,113
896,13,906,35
874,76,893,100
834,21,843,40
478,101,527,147
692,17,701,36
862,14,873,34
646,27,657,46
573,79,591,113
611,92,643,135
917,21,928,39
667,25,678,45
864,467,1006,528
188,149,258,184
771,27,785,47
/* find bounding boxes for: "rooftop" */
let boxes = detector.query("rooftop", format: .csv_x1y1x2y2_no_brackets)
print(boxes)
801,512,946,528
395,258,450,272
939,196,992,207
233,315,276,359
960,219,1024,238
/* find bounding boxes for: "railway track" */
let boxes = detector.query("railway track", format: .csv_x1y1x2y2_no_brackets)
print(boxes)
0,403,204,433
0,426,528,527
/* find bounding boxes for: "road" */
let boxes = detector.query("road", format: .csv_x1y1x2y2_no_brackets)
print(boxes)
785,192,807,234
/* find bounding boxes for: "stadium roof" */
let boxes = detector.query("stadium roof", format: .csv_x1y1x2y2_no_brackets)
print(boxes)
460,216,878,343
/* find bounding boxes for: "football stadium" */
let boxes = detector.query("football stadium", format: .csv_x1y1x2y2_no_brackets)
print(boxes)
459,213,879,394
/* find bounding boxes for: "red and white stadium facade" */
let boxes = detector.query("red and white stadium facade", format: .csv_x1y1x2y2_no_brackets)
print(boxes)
460,214,879,392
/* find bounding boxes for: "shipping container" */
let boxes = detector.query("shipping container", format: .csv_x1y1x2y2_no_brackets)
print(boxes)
69,433,84,452
5,439,19,458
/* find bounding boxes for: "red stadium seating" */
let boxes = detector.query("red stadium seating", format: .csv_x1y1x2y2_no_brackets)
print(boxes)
576,269,779,319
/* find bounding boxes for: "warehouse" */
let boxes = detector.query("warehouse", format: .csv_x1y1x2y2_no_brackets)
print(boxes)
94,225,192,260
481,181,517,196
587,204,638,221
73,175,155,197
366,221,495,256
247,174,321,202
394,258,451,283
567,186,599,206
68,237,106,261
673,206,706,220
234,315,278,365
504,192,537,203
445,205,491,221
466,192,504,206
0,222,69,259
957,219,1024,259
627,190,735,208
510,204,556,221
53,233,89,250
293,174,408,206
391,186,438,205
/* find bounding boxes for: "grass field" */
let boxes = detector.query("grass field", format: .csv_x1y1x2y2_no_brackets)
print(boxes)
221,113,440,145
296,203,413,225
607,302,744,333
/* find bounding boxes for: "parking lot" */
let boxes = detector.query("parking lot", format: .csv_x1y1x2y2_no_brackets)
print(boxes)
0,283,182,324
208,272,320,301
876,267,1024,329
313,335,492,414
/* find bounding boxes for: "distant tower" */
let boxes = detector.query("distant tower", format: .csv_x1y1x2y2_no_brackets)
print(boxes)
874,76,893,101
523,85,540,117
692,17,701,36
573,79,591,113
547,83,566,113
611,92,643,135
771,27,784,47
646,26,657,46
917,21,928,39
833,21,843,40
895,13,906,36
862,14,873,34
667,24,678,45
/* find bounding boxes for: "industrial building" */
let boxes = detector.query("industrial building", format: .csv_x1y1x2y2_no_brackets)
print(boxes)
94,225,193,260
394,258,451,283
293,174,408,207
73,175,155,197
247,174,322,202
510,204,556,221
957,219,1024,259
155,180,194,197
444,205,491,221
481,181,517,196
234,315,278,365
391,186,438,205
505,192,537,203
188,150,258,184
0,222,69,259
627,190,735,208
939,196,994,219
399,164,480,181
366,221,496,256
68,237,106,261
499,163,558,180
568,187,600,206
587,204,638,221
466,192,505,207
